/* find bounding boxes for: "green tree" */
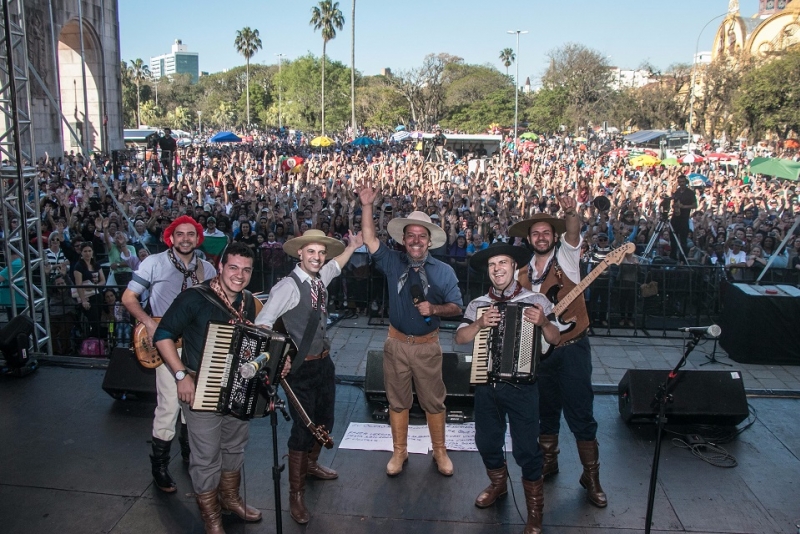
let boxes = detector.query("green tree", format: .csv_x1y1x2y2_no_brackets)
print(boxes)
280,54,352,131
234,27,263,128
388,53,462,130
129,58,150,127
443,63,514,132
120,61,138,127
310,0,345,135
499,48,515,77
357,76,409,129
526,86,568,133
350,0,356,133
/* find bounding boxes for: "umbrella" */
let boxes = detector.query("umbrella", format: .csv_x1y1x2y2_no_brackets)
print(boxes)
660,157,680,167
519,132,539,140
629,154,660,167
706,152,736,162
395,125,406,131
391,131,410,142
351,136,379,146
209,131,241,143
687,173,710,187
643,149,659,157
785,139,800,149
680,153,705,164
608,148,629,158
749,157,800,181
310,136,334,147
408,131,424,139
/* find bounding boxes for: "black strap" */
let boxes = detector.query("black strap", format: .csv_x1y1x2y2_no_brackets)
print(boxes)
190,283,254,321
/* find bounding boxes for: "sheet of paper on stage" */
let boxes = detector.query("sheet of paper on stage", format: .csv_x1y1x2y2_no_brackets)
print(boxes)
339,422,429,454
442,422,512,452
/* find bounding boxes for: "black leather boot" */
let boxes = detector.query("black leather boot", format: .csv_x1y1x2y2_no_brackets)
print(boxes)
178,423,191,464
150,437,176,493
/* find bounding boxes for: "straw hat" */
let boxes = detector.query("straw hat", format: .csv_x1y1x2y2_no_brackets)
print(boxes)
283,229,345,259
508,213,567,238
469,242,532,272
387,211,447,248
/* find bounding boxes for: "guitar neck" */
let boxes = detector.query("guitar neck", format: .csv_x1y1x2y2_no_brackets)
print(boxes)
552,258,612,315
280,378,314,428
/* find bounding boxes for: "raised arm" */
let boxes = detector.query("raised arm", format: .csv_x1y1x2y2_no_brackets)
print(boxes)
358,182,380,254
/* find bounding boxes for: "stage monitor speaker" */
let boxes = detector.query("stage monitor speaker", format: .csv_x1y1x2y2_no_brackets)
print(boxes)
102,348,157,401
0,314,35,368
618,369,748,426
365,351,473,408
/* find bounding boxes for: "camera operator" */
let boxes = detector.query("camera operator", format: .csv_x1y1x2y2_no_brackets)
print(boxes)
158,128,178,185
668,175,697,262
433,128,447,162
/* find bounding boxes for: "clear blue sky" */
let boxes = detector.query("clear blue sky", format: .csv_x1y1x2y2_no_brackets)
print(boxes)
120,0,739,84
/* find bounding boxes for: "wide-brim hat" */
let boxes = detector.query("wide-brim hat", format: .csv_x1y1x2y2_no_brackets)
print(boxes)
387,211,447,249
509,213,567,238
283,229,345,259
469,242,532,272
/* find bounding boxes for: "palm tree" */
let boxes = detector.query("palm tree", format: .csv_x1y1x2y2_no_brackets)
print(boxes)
350,0,356,135
234,27,263,128
499,48,515,77
310,0,344,135
129,58,150,127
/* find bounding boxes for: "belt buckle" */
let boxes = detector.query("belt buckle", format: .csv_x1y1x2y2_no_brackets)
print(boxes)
405,334,414,344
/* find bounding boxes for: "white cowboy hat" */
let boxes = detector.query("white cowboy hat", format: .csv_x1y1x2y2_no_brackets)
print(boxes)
283,229,345,259
387,211,447,249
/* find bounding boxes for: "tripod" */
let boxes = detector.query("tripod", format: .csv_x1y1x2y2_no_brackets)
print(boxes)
642,212,689,264
699,335,731,367
261,381,291,534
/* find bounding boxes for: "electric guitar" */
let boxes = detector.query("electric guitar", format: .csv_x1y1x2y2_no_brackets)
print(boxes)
280,378,334,449
133,319,176,368
541,242,635,355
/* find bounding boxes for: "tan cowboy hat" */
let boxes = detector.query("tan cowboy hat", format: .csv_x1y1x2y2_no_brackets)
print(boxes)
508,213,567,238
283,229,345,259
387,210,447,249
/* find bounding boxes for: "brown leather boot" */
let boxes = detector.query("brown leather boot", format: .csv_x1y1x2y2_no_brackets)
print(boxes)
218,470,262,522
426,411,453,476
195,488,225,534
307,442,338,480
386,409,409,476
474,465,508,508
539,434,560,478
288,450,310,524
521,477,544,534
577,439,608,508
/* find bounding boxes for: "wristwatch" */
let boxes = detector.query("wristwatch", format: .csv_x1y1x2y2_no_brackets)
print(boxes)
174,369,187,381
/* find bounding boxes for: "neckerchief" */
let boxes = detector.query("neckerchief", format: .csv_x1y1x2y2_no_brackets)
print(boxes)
397,253,428,295
168,248,199,291
209,276,251,325
310,277,327,314
488,280,524,302
528,254,554,287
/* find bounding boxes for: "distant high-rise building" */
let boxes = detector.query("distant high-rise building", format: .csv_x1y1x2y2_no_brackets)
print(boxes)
150,39,199,83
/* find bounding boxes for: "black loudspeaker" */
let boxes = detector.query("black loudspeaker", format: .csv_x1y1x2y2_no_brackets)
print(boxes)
618,369,748,426
365,351,473,408
102,348,157,400
0,315,35,368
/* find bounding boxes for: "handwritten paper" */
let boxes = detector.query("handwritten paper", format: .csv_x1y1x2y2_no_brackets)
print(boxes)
339,422,512,453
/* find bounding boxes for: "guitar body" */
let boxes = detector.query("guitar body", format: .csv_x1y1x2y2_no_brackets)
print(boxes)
133,319,182,368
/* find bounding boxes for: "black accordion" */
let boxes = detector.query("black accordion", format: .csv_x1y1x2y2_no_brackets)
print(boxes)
470,302,543,384
192,322,292,420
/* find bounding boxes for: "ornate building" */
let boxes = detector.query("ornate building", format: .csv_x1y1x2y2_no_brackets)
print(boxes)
712,0,800,63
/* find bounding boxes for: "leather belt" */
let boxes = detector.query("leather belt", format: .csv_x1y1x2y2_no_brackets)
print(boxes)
558,330,588,348
305,349,330,361
388,325,439,345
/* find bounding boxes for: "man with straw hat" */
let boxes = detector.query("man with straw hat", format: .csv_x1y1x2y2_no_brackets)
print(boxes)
455,242,561,534
255,229,363,524
358,183,463,478
509,196,608,509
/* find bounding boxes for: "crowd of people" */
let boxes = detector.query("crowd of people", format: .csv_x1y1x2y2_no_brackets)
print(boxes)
2,126,799,355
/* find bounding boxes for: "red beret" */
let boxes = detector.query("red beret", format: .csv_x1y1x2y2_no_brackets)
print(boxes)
163,215,204,248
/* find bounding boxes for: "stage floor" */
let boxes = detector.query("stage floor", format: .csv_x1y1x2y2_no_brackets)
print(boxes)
0,366,798,533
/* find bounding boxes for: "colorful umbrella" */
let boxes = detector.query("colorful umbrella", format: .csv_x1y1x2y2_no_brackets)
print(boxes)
391,131,410,142
395,125,406,131
607,148,629,158
643,149,659,157
310,136,334,147
705,152,736,162
408,131,425,139
687,173,710,187
351,136,379,146
519,132,539,140
629,154,660,167
660,157,680,167
749,157,800,181
680,154,705,164
209,131,241,143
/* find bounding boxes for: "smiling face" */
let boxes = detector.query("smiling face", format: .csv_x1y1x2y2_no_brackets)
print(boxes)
528,221,557,256
403,224,431,261
170,223,199,257
297,243,328,276
487,255,516,291
217,253,253,300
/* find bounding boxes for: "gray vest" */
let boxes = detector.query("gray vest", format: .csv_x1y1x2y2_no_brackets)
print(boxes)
282,272,329,356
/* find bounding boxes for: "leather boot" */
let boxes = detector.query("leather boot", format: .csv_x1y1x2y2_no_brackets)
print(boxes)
307,442,338,480
150,437,176,493
521,477,544,534
538,434,560,478
195,489,225,534
178,423,191,464
426,411,453,476
577,439,608,508
218,470,262,522
386,409,409,476
474,464,508,508
288,450,310,524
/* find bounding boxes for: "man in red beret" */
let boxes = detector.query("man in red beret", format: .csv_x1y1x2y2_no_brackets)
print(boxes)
122,215,216,494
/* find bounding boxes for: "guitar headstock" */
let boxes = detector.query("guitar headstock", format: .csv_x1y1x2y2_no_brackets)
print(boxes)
315,425,334,449
605,242,636,265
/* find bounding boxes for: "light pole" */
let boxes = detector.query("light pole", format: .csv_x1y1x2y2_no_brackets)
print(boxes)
276,53,285,129
507,29,528,154
197,110,202,135
688,13,727,151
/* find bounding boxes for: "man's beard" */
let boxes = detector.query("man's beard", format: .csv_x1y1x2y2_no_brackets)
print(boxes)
532,240,556,256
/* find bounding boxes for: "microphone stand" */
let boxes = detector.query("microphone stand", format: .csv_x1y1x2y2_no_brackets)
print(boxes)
262,380,290,534
643,333,700,534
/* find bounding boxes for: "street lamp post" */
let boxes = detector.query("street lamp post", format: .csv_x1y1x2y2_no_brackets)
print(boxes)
276,53,285,129
507,29,528,154
197,110,202,135
687,13,727,151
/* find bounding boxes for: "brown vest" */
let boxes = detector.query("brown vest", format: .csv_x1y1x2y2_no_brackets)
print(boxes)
518,258,589,346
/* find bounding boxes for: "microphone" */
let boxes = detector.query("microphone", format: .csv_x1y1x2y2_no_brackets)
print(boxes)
410,284,431,325
239,352,270,379
678,325,721,338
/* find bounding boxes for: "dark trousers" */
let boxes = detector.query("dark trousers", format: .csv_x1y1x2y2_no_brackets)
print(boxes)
538,336,597,441
474,381,542,481
285,355,336,452
670,216,690,261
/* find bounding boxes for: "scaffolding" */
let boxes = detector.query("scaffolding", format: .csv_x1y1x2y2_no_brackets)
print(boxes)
0,0,51,357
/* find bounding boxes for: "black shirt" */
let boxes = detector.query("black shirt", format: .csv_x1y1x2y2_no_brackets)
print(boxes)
158,135,177,157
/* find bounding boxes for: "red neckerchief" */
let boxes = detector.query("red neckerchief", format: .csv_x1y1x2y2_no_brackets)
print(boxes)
488,280,524,302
